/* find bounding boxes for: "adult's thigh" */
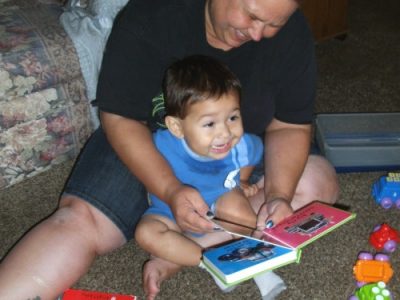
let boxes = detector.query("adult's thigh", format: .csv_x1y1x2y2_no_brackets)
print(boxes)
292,155,339,210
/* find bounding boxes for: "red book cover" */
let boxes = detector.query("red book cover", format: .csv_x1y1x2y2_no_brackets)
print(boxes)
61,289,137,300
262,201,356,249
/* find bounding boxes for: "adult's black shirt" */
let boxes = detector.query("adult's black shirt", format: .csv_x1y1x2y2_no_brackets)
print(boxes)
97,0,316,135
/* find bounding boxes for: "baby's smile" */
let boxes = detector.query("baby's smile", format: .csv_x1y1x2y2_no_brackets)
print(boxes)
210,141,232,154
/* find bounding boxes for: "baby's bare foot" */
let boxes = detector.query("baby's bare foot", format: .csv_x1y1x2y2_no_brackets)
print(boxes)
142,257,181,300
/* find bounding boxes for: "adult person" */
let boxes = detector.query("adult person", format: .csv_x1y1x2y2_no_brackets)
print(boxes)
0,0,339,299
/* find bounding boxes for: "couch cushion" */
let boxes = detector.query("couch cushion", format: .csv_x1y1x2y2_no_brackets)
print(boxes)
0,0,93,189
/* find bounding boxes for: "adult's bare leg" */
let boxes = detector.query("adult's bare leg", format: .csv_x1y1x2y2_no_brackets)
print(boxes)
0,195,126,300
290,155,339,210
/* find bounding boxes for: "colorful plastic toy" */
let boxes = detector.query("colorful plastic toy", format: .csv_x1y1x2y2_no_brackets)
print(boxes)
372,172,400,209
353,252,393,286
349,281,392,300
369,223,399,253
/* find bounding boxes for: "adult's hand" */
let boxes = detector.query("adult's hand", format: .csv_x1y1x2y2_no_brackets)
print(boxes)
256,198,293,230
167,185,214,234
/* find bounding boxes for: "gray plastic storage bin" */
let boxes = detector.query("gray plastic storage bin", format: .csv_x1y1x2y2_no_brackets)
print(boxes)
315,113,400,171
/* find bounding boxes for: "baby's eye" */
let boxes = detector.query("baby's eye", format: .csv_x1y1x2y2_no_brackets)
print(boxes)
230,115,240,121
203,122,214,128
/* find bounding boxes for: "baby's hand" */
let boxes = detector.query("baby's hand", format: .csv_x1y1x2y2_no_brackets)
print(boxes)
240,181,259,198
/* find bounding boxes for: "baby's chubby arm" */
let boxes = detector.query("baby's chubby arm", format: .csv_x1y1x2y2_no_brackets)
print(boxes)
240,165,259,198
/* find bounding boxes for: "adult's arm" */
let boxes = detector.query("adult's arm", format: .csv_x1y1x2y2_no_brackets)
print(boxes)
256,118,311,228
100,111,213,233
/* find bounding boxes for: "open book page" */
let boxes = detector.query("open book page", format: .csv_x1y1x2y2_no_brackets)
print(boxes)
202,238,300,285
262,201,356,249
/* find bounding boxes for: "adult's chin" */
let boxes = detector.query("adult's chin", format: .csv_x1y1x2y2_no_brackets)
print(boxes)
227,36,250,49
221,39,242,50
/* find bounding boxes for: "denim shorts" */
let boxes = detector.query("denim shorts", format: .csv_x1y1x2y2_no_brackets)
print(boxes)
64,128,148,240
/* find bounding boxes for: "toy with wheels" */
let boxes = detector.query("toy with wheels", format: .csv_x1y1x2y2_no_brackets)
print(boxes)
369,223,399,253
371,172,400,209
353,251,393,286
349,281,392,300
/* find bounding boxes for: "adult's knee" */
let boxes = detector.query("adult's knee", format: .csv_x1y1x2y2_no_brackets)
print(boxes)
56,195,126,254
295,155,339,206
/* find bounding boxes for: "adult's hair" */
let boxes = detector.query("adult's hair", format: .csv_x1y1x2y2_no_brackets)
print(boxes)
163,55,241,119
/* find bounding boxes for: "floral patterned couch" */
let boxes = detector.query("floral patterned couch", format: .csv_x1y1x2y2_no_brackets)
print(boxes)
0,0,94,189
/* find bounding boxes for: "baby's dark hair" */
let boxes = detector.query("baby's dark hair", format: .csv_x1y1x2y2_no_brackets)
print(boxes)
162,55,241,119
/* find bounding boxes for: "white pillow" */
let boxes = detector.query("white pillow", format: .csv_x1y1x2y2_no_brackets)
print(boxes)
87,0,129,18
60,0,129,127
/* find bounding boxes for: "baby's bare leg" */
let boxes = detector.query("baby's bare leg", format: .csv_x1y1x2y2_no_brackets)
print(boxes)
213,188,257,235
135,215,202,266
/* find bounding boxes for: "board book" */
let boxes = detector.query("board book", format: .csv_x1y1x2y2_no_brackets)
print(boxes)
202,238,301,286
202,201,355,286
262,201,356,249
60,289,137,300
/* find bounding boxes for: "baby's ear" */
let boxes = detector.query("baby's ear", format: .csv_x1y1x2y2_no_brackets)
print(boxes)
165,116,184,138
